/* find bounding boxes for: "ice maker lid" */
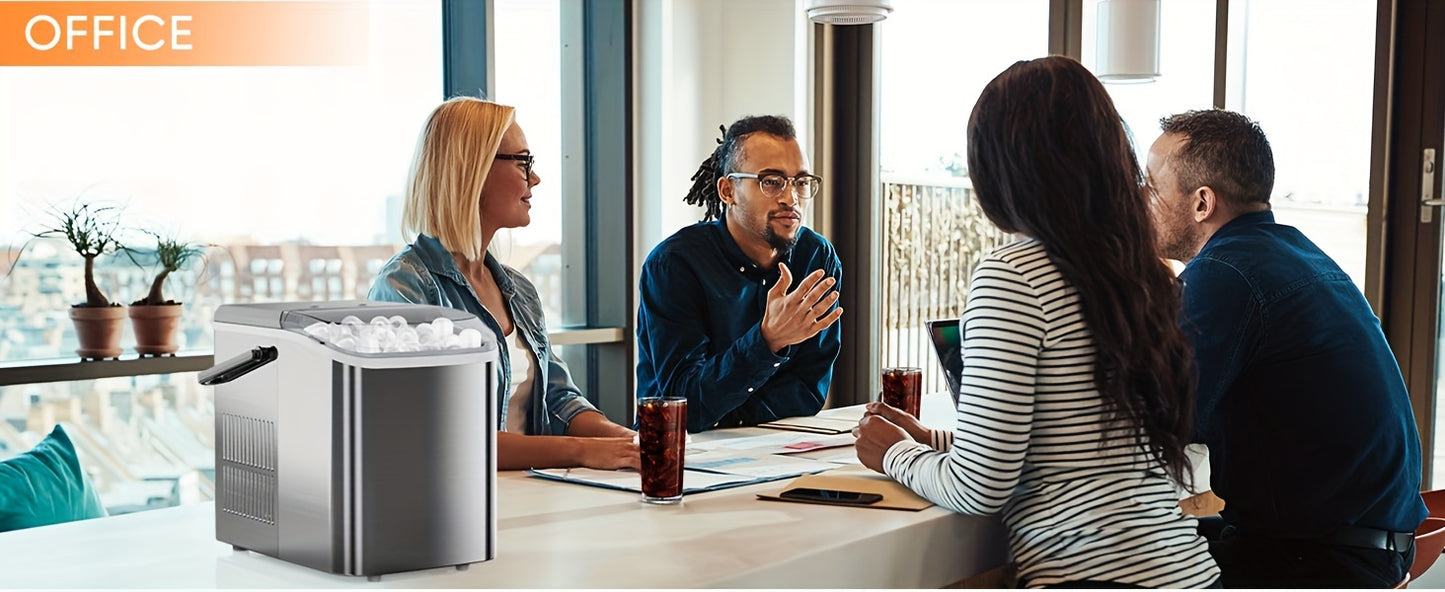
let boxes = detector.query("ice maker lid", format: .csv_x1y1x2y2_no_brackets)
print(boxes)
215,301,481,329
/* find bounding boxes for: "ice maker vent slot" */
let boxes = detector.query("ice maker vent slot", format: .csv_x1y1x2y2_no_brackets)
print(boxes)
219,464,277,525
217,413,277,525
219,413,276,470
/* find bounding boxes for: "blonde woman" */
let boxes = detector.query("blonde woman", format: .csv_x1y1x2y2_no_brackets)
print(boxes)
371,97,638,470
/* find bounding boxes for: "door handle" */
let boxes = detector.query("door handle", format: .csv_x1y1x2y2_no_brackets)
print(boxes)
1423,148,1444,223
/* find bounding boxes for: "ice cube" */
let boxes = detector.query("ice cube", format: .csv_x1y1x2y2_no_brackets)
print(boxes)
388,315,407,329
356,335,380,353
371,325,396,342
341,315,363,327
395,326,419,344
304,322,331,340
333,336,356,351
431,317,454,339
459,328,483,349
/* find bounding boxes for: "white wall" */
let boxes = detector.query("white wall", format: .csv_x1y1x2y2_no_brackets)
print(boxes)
635,0,805,272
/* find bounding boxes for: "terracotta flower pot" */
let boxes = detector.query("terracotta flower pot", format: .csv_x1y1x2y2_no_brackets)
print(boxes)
70,305,126,360
129,304,183,356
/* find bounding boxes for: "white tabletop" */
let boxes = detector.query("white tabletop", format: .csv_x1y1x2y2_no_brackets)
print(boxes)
0,397,1009,588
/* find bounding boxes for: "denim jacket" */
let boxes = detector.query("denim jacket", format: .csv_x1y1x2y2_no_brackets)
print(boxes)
368,234,598,435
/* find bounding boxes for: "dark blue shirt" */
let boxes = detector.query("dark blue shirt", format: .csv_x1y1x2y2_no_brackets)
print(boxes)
636,218,843,432
1181,210,1425,538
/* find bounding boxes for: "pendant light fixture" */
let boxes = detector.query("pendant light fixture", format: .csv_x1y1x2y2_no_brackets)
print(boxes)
1095,0,1161,83
805,0,894,25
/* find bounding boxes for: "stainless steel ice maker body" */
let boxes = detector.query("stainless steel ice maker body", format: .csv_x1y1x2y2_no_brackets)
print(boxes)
205,301,498,578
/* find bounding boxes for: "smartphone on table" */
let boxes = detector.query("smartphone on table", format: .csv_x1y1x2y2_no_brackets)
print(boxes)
779,487,884,505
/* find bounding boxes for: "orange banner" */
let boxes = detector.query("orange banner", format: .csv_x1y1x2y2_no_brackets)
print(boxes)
0,1,369,66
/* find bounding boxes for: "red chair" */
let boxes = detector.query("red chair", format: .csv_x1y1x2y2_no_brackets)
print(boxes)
1408,516,1445,585
1421,488,1445,517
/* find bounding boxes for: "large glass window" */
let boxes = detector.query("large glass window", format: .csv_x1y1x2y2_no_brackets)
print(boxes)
0,1,442,363
491,0,570,327
1081,0,1216,161
6,373,213,514
1227,1,1375,289
0,0,442,515
877,0,1049,394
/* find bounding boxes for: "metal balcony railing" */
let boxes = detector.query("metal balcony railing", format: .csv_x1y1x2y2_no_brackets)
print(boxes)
879,176,1011,396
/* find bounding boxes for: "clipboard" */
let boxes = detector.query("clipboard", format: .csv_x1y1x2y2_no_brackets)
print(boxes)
757,469,934,511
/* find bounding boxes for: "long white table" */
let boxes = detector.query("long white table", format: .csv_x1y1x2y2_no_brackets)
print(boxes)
0,398,1009,588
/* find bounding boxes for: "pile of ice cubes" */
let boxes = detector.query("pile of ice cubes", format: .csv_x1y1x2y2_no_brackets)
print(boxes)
303,315,485,354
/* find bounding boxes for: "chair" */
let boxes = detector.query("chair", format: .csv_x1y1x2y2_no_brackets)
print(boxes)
1408,516,1445,584
1421,488,1445,517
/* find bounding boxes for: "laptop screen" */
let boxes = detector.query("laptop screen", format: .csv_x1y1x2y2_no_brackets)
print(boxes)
926,318,963,407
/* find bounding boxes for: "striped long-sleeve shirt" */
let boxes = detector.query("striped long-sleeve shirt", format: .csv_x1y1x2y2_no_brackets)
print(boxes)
882,239,1219,588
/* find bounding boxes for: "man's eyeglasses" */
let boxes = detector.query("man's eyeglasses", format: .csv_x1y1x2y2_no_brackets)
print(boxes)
495,153,535,179
726,172,823,200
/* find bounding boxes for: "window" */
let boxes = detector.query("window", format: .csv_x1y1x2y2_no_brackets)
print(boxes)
876,0,1049,394
1227,1,1375,288
0,2,442,362
1081,0,1216,161
491,0,571,327
10,374,213,514
0,0,443,515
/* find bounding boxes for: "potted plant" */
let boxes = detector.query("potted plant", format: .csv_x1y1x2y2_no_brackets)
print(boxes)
125,231,206,356
29,203,126,360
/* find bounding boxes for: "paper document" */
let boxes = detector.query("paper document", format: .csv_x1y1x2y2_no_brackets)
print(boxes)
758,415,858,434
816,406,867,423
685,448,838,479
703,431,856,455
528,467,758,494
800,445,864,466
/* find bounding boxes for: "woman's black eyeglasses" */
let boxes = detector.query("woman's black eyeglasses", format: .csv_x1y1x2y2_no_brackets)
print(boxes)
495,153,535,179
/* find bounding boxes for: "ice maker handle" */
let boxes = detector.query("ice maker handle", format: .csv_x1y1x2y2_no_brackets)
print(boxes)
199,346,279,386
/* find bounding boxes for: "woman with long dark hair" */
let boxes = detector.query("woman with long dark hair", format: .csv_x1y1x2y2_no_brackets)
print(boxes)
856,56,1219,588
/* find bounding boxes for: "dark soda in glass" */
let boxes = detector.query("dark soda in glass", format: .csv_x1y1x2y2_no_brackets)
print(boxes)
638,397,686,503
881,367,923,417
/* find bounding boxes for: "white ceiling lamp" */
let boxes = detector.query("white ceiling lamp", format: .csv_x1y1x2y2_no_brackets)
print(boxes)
1096,0,1160,83
805,0,894,25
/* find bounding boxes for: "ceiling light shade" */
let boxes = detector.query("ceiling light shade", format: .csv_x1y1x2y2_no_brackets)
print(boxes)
1095,0,1160,83
805,0,894,25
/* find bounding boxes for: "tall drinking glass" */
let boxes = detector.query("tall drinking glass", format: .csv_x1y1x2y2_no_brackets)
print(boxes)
638,396,686,504
881,366,923,417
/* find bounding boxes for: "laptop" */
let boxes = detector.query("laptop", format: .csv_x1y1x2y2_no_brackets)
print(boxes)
925,318,964,407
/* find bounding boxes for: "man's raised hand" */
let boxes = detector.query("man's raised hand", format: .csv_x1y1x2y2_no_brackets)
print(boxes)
761,262,843,353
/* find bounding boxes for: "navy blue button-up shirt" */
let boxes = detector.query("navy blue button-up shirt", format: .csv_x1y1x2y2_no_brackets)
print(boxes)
636,218,843,432
1181,210,1425,538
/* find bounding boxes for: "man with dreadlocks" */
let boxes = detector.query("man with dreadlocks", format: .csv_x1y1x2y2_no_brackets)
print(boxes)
636,115,844,433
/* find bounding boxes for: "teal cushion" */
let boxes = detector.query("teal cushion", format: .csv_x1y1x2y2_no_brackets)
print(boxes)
0,424,107,532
